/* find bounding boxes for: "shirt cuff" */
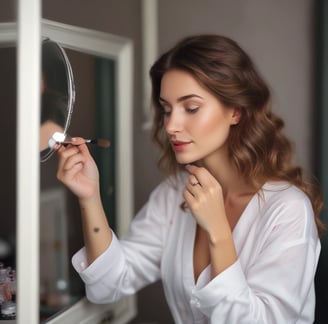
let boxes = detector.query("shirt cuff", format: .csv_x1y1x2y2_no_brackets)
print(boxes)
71,232,125,285
192,260,248,316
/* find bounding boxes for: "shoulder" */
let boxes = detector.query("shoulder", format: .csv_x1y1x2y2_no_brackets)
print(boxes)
259,181,317,240
261,182,312,210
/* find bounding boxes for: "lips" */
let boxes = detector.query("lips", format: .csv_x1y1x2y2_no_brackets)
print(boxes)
171,140,192,152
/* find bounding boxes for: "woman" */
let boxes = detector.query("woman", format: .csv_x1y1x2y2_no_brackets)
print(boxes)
57,35,324,323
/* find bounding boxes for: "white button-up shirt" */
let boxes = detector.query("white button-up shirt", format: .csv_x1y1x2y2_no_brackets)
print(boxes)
72,175,320,324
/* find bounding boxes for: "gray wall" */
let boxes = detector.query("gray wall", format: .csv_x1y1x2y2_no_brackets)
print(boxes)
158,0,316,172
42,1,317,323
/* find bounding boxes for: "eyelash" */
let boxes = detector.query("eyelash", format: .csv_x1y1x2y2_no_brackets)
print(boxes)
159,107,170,116
160,106,199,116
186,107,199,113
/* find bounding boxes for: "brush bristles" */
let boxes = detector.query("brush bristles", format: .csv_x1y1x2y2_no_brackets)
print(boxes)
87,138,110,148
96,138,110,148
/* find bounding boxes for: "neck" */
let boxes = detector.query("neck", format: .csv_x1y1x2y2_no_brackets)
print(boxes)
198,154,256,199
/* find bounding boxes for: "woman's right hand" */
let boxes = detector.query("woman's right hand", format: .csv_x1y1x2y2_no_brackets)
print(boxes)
57,138,100,202
57,139,113,264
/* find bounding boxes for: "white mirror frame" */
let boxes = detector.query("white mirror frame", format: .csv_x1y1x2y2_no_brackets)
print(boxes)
40,19,134,237
43,19,136,324
0,16,135,324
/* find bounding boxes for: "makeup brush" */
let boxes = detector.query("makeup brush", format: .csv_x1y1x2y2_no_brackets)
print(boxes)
65,138,110,148
49,132,110,148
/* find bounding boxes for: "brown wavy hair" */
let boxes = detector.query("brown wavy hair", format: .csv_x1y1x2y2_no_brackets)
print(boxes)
150,34,324,235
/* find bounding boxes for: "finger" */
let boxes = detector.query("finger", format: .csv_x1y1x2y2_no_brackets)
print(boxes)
188,174,200,187
57,146,72,172
77,141,93,158
57,145,79,166
57,155,85,184
185,181,202,199
68,137,85,146
62,151,85,171
186,165,209,186
57,146,82,175
58,159,83,179
183,188,194,203
63,138,93,159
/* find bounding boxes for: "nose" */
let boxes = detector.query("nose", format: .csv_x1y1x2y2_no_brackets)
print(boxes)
165,109,183,135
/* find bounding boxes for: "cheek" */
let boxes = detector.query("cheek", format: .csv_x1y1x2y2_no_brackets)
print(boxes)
194,111,230,138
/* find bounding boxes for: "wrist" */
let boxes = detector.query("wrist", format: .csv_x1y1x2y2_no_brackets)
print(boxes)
206,220,232,246
79,191,102,210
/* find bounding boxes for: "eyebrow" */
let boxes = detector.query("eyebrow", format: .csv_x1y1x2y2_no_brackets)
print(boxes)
159,94,204,104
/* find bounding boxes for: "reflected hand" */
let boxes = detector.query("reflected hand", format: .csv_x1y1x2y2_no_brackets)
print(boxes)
57,138,100,201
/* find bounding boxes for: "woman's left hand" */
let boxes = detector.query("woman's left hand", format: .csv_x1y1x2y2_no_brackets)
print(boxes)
183,164,227,234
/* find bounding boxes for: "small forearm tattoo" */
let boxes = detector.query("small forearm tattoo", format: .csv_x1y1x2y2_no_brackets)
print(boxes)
93,227,100,233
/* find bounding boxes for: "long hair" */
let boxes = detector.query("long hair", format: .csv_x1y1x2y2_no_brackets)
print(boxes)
150,35,324,234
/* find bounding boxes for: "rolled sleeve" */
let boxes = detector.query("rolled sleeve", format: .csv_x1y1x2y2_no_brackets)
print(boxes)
193,260,249,317
71,232,130,303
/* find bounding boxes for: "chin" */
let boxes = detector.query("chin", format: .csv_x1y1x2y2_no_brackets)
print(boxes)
175,155,199,166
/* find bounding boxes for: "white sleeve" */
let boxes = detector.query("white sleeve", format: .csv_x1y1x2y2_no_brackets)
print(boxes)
193,194,320,323
72,232,132,303
71,184,169,304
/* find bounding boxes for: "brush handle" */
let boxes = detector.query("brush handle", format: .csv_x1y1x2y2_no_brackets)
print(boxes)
62,138,110,148
84,138,110,148
49,132,110,148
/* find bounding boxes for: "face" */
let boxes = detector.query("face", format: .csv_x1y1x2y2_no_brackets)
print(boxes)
159,69,240,165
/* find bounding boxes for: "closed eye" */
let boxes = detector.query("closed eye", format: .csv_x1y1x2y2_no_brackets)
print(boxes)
158,104,171,116
186,107,199,113
162,110,171,117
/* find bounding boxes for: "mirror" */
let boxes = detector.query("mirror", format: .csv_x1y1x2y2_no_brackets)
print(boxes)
40,38,75,162
0,19,134,322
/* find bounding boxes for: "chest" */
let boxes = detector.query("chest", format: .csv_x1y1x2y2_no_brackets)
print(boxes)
161,196,263,289
193,199,252,282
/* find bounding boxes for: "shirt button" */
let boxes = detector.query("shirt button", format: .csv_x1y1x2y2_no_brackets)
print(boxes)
190,297,200,308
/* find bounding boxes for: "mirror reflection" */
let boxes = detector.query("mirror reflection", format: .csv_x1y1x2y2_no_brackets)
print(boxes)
0,44,17,320
0,39,87,321
0,34,116,321
40,38,75,162
39,46,115,321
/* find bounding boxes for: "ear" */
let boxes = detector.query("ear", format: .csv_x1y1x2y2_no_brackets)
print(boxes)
230,108,241,125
